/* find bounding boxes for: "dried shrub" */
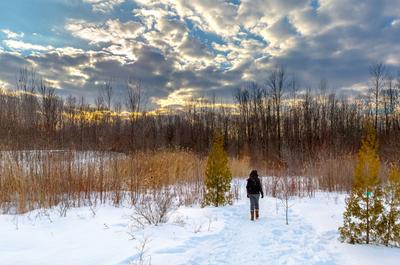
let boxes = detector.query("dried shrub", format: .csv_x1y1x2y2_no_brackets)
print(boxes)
132,190,177,226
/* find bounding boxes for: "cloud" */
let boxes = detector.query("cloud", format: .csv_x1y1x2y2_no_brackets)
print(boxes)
392,19,400,28
153,87,198,109
1,0,400,110
65,19,144,45
3,39,54,52
65,18,146,63
82,0,124,13
1,29,24,40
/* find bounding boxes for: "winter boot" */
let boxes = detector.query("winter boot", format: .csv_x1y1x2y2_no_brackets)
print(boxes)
255,209,259,219
250,210,254,221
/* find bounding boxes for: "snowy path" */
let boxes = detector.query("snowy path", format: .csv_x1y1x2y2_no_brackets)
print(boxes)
150,199,336,265
2,182,400,265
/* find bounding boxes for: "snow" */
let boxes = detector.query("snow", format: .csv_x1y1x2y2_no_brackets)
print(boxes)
1,180,400,265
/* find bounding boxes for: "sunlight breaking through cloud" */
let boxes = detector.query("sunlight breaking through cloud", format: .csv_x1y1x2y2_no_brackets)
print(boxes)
0,0,400,109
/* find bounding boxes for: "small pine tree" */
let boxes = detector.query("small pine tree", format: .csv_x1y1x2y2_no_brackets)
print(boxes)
203,131,232,207
339,124,384,244
381,166,400,246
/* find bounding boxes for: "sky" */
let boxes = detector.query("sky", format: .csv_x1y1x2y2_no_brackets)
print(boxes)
0,0,400,110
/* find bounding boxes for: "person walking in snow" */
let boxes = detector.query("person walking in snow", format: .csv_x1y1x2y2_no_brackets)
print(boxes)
246,170,264,221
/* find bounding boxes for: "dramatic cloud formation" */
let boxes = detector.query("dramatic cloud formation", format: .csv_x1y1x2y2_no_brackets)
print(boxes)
0,0,400,109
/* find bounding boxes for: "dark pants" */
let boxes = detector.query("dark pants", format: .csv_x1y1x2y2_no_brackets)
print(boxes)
249,194,260,211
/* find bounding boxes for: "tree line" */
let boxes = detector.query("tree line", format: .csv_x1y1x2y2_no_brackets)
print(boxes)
0,64,399,166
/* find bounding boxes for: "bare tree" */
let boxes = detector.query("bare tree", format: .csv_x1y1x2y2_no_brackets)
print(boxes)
16,68,38,130
125,78,142,117
16,67,36,95
95,93,104,110
383,74,394,134
277,175,295,225
38,79,59,136
369,63,386,131
125,78,142,147
395,73,400,131
266,65,288,159
101,79,113,111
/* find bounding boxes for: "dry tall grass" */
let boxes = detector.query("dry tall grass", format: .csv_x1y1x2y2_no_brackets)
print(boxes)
2,148,393,215
0,150,199,213
304,155,357,192
0,149,252,214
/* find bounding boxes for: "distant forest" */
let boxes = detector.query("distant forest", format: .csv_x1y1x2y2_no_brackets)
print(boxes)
0,64,399,165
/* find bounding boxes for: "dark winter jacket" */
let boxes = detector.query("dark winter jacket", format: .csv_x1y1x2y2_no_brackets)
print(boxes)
246,176,264,197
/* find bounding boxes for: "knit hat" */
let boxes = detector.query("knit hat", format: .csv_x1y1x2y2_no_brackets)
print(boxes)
250,170,258,178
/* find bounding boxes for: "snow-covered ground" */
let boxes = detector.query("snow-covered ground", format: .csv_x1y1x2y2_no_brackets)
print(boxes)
1,181,399,265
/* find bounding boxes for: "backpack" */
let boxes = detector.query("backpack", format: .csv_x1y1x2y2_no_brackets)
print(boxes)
247,177,260,194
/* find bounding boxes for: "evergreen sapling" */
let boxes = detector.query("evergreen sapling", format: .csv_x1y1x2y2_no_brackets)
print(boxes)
339,124,384,244
203,131,232,207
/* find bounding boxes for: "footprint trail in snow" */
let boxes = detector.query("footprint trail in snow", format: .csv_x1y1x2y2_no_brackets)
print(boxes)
153,199,337,265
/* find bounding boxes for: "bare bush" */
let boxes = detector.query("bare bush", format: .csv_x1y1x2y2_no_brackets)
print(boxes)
262,175,316,199
132,190,177,226
131,237,152,265
174,182,204,206
276,176,296,225
231,179,242,201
